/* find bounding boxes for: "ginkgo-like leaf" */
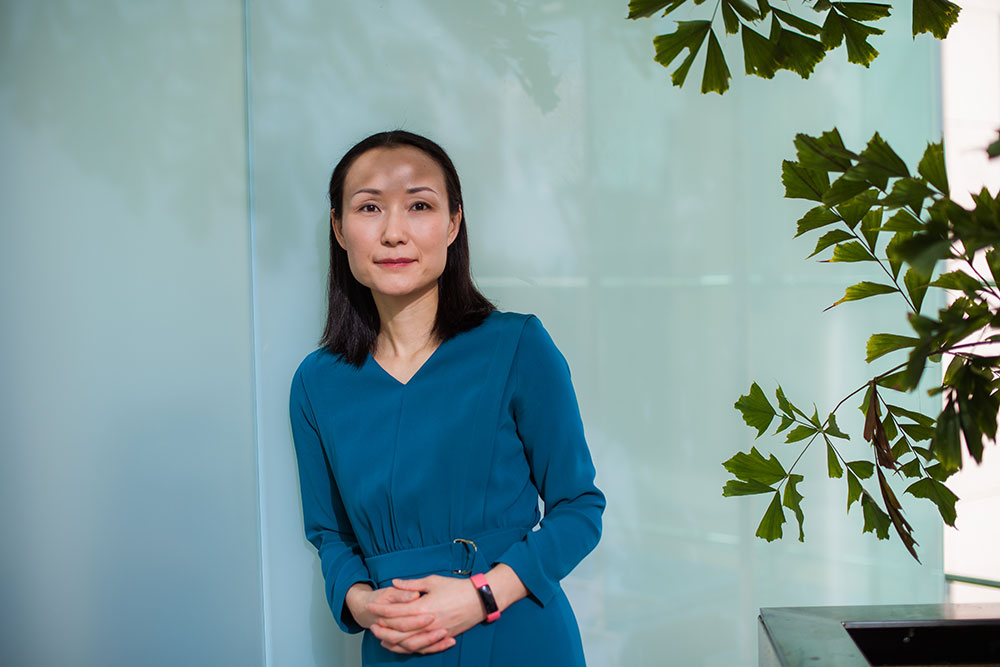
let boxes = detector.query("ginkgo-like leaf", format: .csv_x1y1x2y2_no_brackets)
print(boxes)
783,474,806,541
905,477,958,526
735,383,777,437
756,492,787,541
918,141,949,194
912,0,960,39
826,281,897,310
702,29,732,94
724,447,788,485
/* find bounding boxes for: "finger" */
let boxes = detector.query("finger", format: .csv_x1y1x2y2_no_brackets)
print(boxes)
399,628,452,653
376,613,434,633
378,588,420,603
374,625,448,651
418,637,457,654
369,600,426,618
392,576,433,592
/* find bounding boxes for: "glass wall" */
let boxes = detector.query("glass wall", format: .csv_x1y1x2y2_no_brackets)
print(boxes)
0,3,263,666
2,2,949,666
250,2,945,666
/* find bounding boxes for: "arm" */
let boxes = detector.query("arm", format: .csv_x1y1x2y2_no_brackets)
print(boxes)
494,315,606,606
289,367,374,634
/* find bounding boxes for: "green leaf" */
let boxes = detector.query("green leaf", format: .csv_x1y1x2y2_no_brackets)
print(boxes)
794,129,854,173
858,132,909,180
882,414,898,442
832,2,891,21
827,281,896,309
932,400,962,471
774,385,794,417
757,0,771,18
882,210,924,233
722,0,741,34
701,29,732,94
735,382,777,437
783,474,806,541
903,266,931,313
891,436,910,459
860,208,883,250
627,0,687,19
783,161,831,201
847,471,864,511
882,178,933,214
930,270,983,294
827,441,844,478
723,479,776,496
741,24,780,78
771,6,822,35
885,229,911,281
866,333,919,363
925,462,956,481
723,446,787,485
986,248,1000,287
861,494,891,539
726,0,761,22
905,477,958,526
912,0,960,39
829,240,875,262
824,174,871,207
809,229,854,257
899,458,921,478
841,16,882,65
756,492,786,541
835,190,878,229
773,22,827,78
847,459,875,479
820,10,844,48
918,141,949,194
653,21,712,86
785,424,818,443
775,414,795,434
900,422,934,442
826,413,849,440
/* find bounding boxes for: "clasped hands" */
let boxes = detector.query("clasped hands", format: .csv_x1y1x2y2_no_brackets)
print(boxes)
346,575,486,654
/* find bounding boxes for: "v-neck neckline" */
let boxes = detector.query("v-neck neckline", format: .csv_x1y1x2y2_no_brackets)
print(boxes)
368,339,447,387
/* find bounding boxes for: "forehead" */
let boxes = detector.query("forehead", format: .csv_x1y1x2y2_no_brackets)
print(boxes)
345,146,447,191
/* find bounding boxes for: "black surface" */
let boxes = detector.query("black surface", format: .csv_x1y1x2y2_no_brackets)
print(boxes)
845,620,1000,666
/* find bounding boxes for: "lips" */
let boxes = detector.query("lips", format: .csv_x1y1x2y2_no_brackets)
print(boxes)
375,258,416,267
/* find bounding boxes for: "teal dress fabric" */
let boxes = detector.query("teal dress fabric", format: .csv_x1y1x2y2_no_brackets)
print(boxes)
289,311,605,666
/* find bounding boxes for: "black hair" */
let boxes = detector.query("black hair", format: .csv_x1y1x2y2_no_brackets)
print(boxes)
321,130,495,365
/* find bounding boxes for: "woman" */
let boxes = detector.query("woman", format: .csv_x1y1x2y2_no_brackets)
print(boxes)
289,130,604,666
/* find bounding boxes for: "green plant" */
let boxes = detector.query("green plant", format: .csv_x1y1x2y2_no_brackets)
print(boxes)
627,0,960,94
725,129,1000,560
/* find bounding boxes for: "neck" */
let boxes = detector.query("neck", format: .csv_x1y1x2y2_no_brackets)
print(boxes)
372,284,440,358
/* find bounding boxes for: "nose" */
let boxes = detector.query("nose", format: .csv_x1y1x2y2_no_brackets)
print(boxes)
381,206,407,246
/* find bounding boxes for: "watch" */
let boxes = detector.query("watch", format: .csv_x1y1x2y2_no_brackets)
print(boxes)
469,572,501,623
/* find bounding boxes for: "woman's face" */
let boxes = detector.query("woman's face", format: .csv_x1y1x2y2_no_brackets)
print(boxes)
333,146,461,303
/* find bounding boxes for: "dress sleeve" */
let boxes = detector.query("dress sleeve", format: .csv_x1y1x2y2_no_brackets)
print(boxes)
289,366,374,634
495,316,606,606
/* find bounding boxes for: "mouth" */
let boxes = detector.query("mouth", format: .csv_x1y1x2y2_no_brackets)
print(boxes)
375,258,416,268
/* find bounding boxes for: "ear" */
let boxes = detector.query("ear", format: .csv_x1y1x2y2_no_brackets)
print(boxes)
331,210,347,250
447,206,462,246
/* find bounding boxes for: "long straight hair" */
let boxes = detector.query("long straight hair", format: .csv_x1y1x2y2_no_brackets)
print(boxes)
321,130,495,365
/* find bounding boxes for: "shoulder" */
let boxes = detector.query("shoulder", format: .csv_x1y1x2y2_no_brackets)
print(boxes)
291,347,350,394
479,311,564,365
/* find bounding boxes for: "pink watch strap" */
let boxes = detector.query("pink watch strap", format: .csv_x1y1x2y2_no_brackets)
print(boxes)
470,573,501,623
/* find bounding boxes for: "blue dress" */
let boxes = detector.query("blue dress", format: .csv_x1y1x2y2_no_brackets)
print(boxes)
289,312,605,666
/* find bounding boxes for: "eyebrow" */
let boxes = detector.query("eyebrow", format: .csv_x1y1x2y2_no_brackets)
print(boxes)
350,186,438,198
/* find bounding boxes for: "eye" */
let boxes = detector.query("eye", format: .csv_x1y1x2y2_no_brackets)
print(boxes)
411,201,431,211
359,203,380,213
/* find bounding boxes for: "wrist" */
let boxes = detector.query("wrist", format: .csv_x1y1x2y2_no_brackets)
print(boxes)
345,583,374,626
470,573,501,623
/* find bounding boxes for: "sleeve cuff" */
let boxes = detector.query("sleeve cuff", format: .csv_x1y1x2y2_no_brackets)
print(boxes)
329,555,374,634
495,536,559,607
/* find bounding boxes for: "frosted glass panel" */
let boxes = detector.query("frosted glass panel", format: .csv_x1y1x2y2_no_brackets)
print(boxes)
0,3,263,666
249,2,945,666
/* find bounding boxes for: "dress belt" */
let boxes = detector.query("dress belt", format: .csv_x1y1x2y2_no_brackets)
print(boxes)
366,526,528,589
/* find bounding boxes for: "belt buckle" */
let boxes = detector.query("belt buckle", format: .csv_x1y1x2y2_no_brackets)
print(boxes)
452,538,477,575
